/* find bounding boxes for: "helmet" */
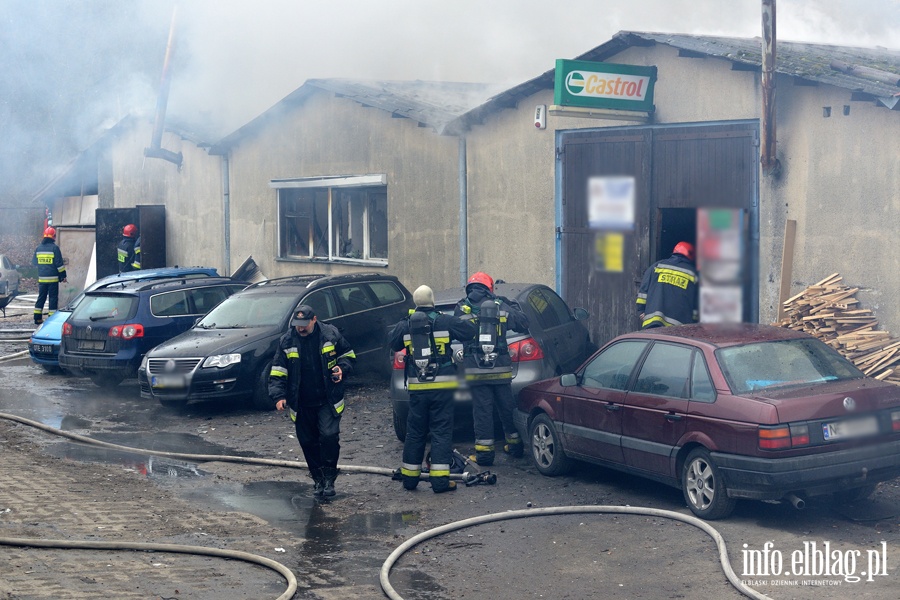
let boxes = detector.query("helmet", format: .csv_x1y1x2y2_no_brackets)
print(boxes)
466,271,494,293
43,227,56,240
123,224,138,238
673,241,695,261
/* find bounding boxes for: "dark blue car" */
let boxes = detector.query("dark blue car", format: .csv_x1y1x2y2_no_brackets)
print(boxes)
58,276,246,387
29,267,220,373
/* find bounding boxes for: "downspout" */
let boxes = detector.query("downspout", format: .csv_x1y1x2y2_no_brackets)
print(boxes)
222,154,231,274
760,0,780,177
458,136,468,287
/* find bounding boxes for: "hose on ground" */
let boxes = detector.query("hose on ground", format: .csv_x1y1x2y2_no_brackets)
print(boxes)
0,350,29,363
380,505,772,600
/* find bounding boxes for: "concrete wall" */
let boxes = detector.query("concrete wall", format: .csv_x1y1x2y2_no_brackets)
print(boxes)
463,44,900,334
224,89,462,291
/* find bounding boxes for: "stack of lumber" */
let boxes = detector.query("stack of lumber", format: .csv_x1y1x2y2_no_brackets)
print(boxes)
779,273,900,385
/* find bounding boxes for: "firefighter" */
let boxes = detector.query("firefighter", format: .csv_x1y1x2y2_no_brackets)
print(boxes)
32,227,66,325
454,272,529,466
131,236,142,270
117,224,139,273
389,285,476,493
270,305,356,498
636,241,699,329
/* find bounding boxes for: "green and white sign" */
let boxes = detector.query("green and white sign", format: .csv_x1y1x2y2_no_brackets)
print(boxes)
554,59,656,112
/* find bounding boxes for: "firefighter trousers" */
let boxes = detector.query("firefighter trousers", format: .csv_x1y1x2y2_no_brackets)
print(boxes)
34,282,59,322
402,389,454,492
471,383,520,466
294,403,341,475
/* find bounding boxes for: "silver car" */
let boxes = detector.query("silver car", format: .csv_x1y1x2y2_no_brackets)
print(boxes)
0,254,21,302
389,283,593,441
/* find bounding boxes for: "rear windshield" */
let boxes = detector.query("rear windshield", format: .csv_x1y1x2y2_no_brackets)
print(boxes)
197,293,296,329
70,294,137,322
716,338,864,394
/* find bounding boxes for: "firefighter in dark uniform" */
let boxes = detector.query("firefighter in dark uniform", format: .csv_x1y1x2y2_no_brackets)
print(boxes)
131,236,142,270
32,227,66,325
269,305,356,498
454,272,529,466
636,241,699,329
389,285,476,493
117,224,139,273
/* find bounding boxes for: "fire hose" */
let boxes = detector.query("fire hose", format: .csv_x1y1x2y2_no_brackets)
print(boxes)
0,410,769,600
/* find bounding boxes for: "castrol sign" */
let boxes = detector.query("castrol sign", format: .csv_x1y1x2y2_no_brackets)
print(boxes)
554,59,656,112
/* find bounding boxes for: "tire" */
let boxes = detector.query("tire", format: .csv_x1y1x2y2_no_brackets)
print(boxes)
392,403,408,442
528,413,571,476
251,361,275,411
681,448,736,520
41,364,63,375
832,484,877,504
89,371,126,388
159,399,187,410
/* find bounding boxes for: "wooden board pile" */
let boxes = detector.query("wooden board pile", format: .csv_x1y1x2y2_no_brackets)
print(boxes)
779,273,900,385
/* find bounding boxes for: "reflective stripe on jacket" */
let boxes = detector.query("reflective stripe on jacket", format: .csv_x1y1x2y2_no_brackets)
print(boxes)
454,297,529,385
32,239,66,284
636,253,699,328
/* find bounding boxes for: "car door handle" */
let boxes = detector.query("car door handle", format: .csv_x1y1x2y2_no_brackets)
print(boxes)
665,413,682,422
606,403,621,412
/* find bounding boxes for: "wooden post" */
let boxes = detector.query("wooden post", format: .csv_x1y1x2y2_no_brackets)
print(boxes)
778,219,796,322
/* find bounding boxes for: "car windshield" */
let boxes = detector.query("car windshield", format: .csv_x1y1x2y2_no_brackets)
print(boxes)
196,294,296,329
716,338,864,394
70,294,137,322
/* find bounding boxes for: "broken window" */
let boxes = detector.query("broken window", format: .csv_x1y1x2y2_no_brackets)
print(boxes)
275,175,388,264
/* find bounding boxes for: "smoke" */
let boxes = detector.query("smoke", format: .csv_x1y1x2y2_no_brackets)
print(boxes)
1,0,897,217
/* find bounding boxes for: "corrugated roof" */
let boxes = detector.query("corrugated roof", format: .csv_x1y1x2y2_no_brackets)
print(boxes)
209,79,505,153
448,30,900,133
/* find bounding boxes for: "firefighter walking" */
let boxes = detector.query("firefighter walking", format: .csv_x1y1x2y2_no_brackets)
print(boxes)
455,272,529,466
636,241,699,329
32,227,66,325
389,285,476,493
117,224,139,273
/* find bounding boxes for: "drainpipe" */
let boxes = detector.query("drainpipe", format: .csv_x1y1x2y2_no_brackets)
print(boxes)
143,5,183,169
222,154,231,274
760,0,780,176
458,136,468,287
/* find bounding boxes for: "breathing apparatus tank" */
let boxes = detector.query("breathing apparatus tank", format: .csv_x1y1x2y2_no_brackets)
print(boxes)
476,299,500,368
408,310,437,381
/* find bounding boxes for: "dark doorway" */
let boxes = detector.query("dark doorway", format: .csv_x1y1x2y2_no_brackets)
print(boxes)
657,208,696,263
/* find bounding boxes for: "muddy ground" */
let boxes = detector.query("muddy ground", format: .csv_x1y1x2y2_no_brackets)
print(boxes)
2,305,900,599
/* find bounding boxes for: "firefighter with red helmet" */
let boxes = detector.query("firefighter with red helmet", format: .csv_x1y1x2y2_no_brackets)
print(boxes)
636,241,699,329
117,224,139,273
389,285,476,493
32,227,66,325
454,272,530,466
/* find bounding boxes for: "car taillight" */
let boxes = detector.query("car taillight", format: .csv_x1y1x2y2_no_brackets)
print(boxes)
109,324,144,339
892,410,900,432
62,322,72,336
392,350,405,370
758,424,809,450
509,337,544,362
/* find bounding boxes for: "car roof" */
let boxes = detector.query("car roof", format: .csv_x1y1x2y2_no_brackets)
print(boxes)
86,267,219,292
615,323,812,349
245,272,406,291
85,276,240,295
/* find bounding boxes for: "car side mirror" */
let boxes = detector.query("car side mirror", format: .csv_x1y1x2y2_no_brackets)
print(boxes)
560,373,578,387
194,317,203,326
573,307,589,321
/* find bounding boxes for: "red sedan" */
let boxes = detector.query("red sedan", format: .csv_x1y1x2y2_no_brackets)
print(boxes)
515,323,900,519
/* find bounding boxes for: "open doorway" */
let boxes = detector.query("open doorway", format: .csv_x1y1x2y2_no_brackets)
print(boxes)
656,208,696,262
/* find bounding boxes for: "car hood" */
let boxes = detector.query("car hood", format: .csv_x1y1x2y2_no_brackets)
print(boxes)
30,310,72,343
746,378,900,422
147,327,279,358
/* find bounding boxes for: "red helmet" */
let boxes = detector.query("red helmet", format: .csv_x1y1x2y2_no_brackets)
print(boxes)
673,241,695,261
43,227,56,240
466,271,494,293
123,224,138,238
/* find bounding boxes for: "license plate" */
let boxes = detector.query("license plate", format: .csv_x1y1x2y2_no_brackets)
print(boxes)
78,340,105,351
823,416,879,441
151,375,186,389
32,344,54,354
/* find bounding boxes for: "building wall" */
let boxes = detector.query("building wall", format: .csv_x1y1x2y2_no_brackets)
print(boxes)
225,89,462,291
464,44,900,334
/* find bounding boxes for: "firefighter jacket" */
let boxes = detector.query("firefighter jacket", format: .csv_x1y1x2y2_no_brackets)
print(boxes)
267,322,356,417
636,253,699,328
32,238,66,284
132,237,142,270
388,308,476,392
117,236,137,273
454,293,529,385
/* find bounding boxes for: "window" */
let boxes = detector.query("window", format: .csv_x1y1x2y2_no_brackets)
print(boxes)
690,352,716,402
369,281,405,307
275,175,388,263
152,291,190,317
302,290,338,321
582,340,647,390
634,343,693,398
336,285,373,314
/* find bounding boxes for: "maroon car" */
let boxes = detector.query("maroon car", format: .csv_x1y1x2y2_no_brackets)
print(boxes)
515,323,900,519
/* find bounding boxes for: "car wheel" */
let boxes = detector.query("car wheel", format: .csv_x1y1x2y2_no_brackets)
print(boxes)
682,448,736,520
528,413,571,476
251,361,275,411
159,399,187,410
41,364,63,374
832,484,877,504
392,404,408,442
89,371,125,388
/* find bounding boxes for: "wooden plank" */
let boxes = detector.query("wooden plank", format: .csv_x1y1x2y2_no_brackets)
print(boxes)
777,219,796,322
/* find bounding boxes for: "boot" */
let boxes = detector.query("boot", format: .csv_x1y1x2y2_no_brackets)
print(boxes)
432,479,456,494
322,467,338,497
310,469,325,497
504,440,524,459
